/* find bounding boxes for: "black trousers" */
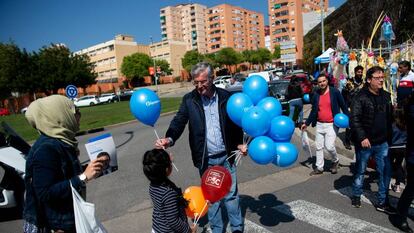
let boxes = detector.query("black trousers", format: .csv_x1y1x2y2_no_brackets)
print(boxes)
390,148,406,185
397,162,414,220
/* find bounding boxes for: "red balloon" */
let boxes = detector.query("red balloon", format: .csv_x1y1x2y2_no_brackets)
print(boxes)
201,165,232,203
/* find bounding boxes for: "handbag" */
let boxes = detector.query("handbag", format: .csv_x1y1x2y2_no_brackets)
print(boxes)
70,182,107,233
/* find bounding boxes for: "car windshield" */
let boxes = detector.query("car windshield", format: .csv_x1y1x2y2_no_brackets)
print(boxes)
269,82,289,96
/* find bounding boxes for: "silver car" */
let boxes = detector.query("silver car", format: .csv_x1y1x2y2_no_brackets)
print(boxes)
74,95,100,107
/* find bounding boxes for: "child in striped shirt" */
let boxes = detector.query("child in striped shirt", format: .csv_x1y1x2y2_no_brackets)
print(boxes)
143,149,196,233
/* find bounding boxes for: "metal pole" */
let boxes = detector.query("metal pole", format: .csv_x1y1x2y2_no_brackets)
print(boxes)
150,36,159,93
320,0,325,53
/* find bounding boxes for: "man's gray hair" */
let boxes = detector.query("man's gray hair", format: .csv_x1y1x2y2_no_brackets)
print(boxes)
190,62,214,80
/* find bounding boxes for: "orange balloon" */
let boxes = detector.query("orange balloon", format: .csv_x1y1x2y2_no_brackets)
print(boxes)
183,186,208,219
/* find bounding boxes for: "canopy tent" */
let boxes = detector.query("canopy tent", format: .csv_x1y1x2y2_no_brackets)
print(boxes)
314,48,334,64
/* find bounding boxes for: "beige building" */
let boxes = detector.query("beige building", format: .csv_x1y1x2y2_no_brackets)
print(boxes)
149,40,187,77
75,34,149,92
160,3,207,53
268,0,328,64
206,4,265,53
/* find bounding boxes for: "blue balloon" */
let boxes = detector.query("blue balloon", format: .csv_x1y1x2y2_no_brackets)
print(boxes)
242,106,271,137
272,142,298,167
303,94,310,103
129,88,161,127
243,75,268,105
248,136,276,165
334,113,349,128
226,93,253,127
257,97,282,119
268,116,295,141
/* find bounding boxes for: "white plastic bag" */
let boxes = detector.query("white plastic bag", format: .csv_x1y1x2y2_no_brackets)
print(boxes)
301,131,312,158
71,183,107,233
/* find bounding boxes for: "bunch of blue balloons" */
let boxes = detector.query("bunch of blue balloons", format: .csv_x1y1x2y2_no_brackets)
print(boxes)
227,75,298,167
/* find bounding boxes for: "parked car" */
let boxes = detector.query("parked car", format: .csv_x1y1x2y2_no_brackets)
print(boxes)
248,71,273,82
119,89,134,101
226,80,290,115
0,122,29,220
99,93,118,103
74,95,100,107
233,73,246,82
213,79,230,89
282,73,313,94
0,108,10,116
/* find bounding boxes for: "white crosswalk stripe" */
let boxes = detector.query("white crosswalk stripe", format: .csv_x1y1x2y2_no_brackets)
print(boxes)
205,219,273,233
274,200,399,233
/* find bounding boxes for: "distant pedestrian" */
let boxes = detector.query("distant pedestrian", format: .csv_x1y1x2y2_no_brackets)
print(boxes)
397,61,414,106
143,148,196,233
286,76,304,124
350,66,394,214
341,65,364,150
301,74,349,175
389,108,407,193
229,77,241,87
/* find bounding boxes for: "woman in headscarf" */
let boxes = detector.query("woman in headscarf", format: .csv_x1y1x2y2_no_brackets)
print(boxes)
23,95,107,233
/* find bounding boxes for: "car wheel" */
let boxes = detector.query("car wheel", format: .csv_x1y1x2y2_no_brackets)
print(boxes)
107,100,111,104
90,102,95,106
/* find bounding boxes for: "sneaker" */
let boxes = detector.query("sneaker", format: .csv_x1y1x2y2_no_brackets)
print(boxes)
331,161,339,174
309,169,323,176
344,143,352,150
375,203,397,214
390,214,414,233
351,196,361,208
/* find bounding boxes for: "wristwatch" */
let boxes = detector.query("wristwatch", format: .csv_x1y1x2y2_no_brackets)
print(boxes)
79,173,88,183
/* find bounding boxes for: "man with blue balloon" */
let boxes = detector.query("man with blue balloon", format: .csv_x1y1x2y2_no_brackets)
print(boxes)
350,66,394,213
301,74,349,176
154,62,245,233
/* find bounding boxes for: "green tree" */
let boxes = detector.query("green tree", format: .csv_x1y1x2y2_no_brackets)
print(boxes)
215,48,242,68
121,52,152,80
250,48,272,70
155,59,173,75
203,53,220,69
273,45,281,59
181,50,204,72
0,43,22,99
36,44,96,94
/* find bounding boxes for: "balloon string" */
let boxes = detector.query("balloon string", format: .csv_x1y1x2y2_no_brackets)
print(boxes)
154,128,179,172
193,202,208,226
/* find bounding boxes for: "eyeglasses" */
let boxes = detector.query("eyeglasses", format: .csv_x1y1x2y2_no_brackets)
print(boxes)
192,79,208,86
372,76,384,81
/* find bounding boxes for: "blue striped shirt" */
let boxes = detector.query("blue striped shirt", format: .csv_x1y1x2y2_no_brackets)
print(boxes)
149,184,191,233
201,92,226,156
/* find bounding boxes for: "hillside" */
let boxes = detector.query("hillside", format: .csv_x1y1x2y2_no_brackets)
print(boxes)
303,0,414,70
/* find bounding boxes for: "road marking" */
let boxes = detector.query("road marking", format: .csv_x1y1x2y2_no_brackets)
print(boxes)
330,186,414,216
274,200,398,233
205,219,273,233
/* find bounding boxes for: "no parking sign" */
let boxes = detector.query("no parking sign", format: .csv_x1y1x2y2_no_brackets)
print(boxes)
65,85,78,99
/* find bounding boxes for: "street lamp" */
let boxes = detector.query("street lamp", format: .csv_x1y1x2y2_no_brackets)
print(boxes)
150,36,159,93
320,0,325,53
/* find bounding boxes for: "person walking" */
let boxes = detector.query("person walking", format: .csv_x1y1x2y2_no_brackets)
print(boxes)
286,76,304,124
155,62,245,233
350,66,394,213
301,74,349,175
341,65,364,149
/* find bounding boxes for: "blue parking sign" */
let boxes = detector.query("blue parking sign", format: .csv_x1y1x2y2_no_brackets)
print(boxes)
65,85,78,99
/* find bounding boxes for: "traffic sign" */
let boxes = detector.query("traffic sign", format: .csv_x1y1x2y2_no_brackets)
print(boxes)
65,85,78,99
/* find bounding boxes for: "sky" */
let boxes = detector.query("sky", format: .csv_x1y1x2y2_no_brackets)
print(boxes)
0,0,345,52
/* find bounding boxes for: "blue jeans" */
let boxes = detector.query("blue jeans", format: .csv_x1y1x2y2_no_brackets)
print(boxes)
199,155,243,233
352,142,391,204
288,98,303,123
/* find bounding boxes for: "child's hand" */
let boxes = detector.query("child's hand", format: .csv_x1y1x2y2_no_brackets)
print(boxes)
190,224,197,233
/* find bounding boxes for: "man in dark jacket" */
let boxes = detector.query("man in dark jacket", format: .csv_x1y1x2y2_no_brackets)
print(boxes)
155,62,244,233
350,66,394,214
301,74,349,175
342,65,364,149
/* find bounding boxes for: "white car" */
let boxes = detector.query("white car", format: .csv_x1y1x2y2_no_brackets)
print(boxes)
213,79,230,89
99,93,117,103
74,95,100,107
